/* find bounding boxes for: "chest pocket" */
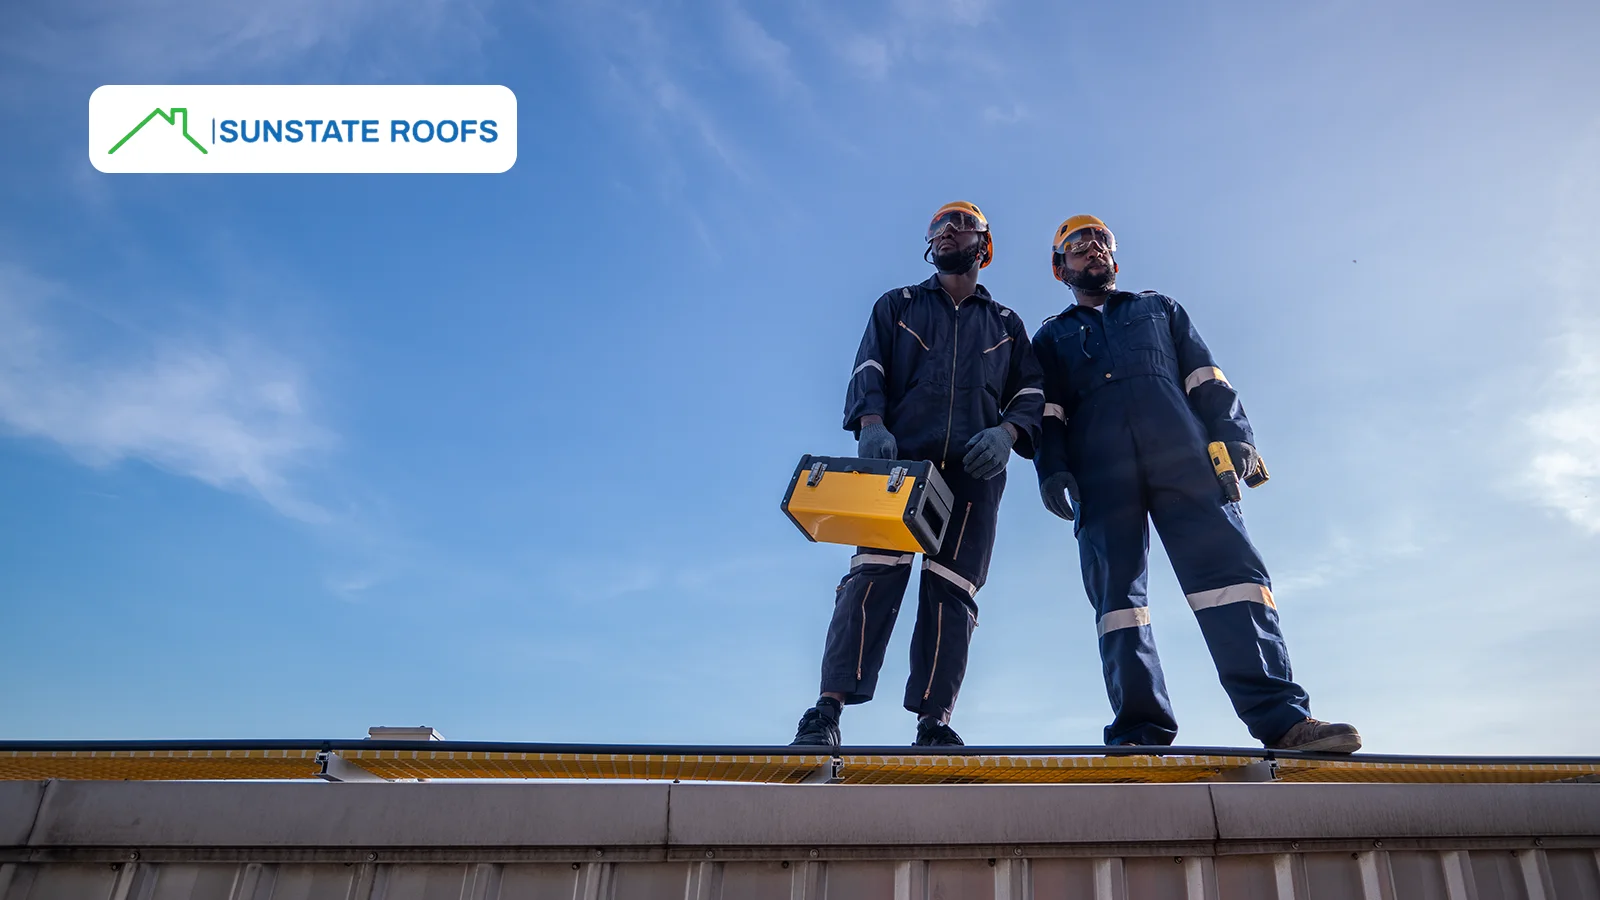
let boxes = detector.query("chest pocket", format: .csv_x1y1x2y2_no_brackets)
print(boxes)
1121,310,1171,356
979,329,1013,395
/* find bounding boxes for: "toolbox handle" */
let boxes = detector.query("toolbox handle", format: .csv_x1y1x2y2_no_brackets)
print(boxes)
887,466,907,493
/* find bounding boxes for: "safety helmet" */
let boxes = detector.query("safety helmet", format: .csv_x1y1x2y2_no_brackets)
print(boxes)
1051,214,1116,282
927,200,994,268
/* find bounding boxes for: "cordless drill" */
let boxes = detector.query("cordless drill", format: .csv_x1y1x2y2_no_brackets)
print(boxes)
1208,441,1270,503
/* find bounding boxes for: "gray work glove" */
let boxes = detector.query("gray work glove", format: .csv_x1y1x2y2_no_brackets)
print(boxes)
858,421,898,460
962,425,1015,480
1225,441,1260,479
1039,471,1079,521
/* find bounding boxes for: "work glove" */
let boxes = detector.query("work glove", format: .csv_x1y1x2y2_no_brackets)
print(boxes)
1039,471,1079,521
1225,441,1260,480
962,425,1015,480
858,421,898,460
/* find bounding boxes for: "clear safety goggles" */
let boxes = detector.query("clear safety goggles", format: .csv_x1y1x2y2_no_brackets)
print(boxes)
1053,226,1116,255
927,210,989,242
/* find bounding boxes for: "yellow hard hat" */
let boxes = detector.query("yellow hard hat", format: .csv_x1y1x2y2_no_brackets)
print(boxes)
1051,214,1116,282
927,200,994,268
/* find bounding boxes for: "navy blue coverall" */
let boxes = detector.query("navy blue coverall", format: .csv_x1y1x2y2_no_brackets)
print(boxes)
1032,290,1311,746
819,274,1044,722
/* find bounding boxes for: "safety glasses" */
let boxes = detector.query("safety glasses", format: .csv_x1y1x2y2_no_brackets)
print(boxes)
927,210,988,242
1053,226,1116,255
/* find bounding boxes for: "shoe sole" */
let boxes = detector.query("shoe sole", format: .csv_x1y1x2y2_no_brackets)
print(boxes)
1281,733,1362,754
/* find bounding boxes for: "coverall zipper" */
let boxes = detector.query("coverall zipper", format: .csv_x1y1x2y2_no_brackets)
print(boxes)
856,582,874,681
952,502,972,560
940,303,962,469
923,602,944,700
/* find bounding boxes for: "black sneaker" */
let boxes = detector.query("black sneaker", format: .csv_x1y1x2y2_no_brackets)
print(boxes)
790,700,841,749
913,717,964,747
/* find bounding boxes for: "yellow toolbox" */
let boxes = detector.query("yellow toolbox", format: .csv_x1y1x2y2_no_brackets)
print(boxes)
781,455,955,554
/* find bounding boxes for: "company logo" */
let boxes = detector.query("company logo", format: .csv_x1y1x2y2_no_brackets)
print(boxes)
108,107,208,155
89,85,517,174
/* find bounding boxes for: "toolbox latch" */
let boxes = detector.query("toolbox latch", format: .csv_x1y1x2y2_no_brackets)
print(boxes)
806,462,827,487
886,466,907,493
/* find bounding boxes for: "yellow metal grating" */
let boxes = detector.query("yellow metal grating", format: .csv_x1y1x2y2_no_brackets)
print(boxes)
2,747,1595,785
1273,758,1600,784
343,750,831,784
0,749,323,781
833,754,1257,785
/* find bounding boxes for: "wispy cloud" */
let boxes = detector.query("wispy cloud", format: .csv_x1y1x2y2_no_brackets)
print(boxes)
0,0,491,79
0,264,331,522
720,3,805,96
893,0,999,27
983,102,1028,125
1273,509,1428,594
1521,122,1600,535
837,34,891,80
1523,329,1600,534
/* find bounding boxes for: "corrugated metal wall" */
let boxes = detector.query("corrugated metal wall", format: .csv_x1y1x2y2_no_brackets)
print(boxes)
6,851,1600,900
3,780,1598,899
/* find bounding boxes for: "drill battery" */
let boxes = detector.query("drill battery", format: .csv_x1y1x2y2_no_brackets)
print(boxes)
781,455,955,555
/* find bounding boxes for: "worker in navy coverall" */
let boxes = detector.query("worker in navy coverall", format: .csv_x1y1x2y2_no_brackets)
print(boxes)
789,201,1044,749
1032,215,1361,753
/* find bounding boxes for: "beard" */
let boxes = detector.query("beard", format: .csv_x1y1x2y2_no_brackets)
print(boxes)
931,243,982,274
1063,261,1115,292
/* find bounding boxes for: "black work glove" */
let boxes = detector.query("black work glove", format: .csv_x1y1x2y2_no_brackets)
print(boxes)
962,425,1015,480
1225,441,1260,480
1039,471,1079,521
858,421,898,460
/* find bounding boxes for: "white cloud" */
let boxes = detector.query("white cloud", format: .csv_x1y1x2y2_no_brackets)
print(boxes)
1520,122,1600,535
983,103,1027,125
0,264,332,522
1273,510,1427,594
838,35,891,80
893,0,997,27
0,0,491,79
1523,330,1600,534
721,3,805,95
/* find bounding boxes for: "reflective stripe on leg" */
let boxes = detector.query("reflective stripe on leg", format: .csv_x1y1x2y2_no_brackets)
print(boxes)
852,552,915,569
1097,606,1150,637
1186,582,1275,611
923,560,978,598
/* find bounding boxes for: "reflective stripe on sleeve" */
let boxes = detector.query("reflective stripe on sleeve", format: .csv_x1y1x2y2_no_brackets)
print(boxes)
1186,582,1275,611
1044,403,1067,423
923,560,978,598
1004,386,1044,411
854,359,885,378
851,552,914,569
1097,606,1150,637
1183,366,1229,394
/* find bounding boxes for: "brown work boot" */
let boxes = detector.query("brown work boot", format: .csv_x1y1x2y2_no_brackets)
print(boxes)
1268,718,1361,754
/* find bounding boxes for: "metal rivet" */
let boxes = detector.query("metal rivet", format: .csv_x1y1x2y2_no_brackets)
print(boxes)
1291,841,1301,850
1535,838,1545,847
987,859,996,867
594,850,604,858
571,863,581,870
366,852,377,862
1014,848,1023,856
1104,372,1112,378
809,849,819,858
128,851,140,861
782,862,791,869
1174,857,1183,864
1373,840,1383,849
1511,850,1520,857
705,851,715,859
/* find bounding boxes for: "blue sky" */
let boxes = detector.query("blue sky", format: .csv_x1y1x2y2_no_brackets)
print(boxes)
1,0,1597,754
